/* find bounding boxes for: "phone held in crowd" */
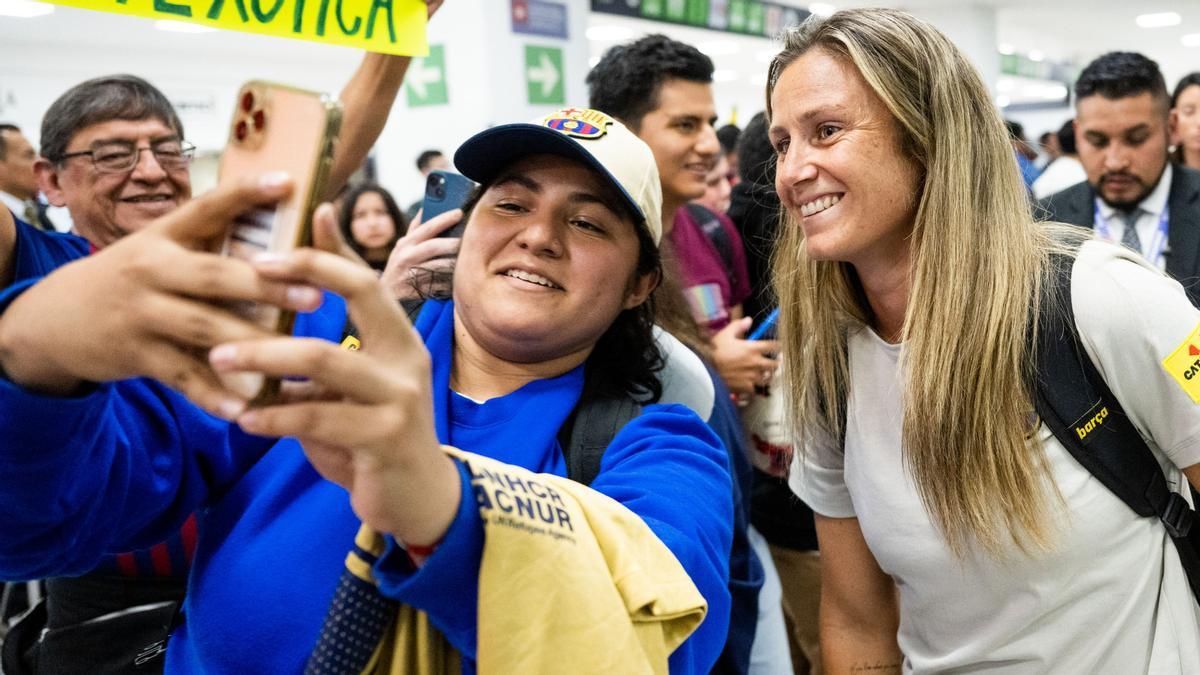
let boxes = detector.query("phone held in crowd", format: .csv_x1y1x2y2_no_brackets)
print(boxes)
217,80,343,404
421,169,475,239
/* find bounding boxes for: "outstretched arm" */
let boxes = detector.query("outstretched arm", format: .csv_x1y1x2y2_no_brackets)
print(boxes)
0,177,333,579
325,0,446,197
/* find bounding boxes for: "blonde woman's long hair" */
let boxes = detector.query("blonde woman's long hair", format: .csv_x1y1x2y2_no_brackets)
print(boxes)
767,9,1066,557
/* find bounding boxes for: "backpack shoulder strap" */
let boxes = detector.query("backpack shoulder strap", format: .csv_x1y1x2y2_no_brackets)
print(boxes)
684,203,737,285
1034,250,1200,599
559,395,641,487
558,329,716,486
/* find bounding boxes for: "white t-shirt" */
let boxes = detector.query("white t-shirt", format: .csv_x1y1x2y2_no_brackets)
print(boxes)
1031,156,1087,200
790,240,1200,673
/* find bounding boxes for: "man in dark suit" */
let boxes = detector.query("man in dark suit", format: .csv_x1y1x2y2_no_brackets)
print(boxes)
0,125,55,232
1040,52,1200,304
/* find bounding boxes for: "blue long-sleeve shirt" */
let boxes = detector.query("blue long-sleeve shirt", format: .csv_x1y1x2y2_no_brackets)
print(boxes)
0,289,732,673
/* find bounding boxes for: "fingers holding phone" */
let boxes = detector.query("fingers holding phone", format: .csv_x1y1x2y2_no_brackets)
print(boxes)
208,244,458,540
381,207,464,301
217,81,343,405
0,174,322,418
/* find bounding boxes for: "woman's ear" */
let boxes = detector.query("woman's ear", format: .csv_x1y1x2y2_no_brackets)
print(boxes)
622,268,661,310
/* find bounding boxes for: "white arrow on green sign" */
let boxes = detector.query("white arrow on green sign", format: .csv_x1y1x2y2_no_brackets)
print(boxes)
525,45,564,105
406,44,448,107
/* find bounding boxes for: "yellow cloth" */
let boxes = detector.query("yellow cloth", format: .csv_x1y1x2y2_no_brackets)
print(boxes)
356,446,708,674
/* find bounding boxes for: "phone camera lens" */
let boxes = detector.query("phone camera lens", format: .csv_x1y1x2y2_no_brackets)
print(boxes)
235,120,249,142
428,173,446,199
253,110,266,131
241,91,255,113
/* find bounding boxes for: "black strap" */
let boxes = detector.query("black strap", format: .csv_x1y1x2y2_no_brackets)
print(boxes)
558,395,642,487
684,204,737,286
1034,251,1200,600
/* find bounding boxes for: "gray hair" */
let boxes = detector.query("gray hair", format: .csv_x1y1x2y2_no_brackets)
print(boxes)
40,75,183,163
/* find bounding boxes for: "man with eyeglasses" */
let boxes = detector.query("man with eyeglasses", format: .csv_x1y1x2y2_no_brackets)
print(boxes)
0,43,435,671
38,102,195,250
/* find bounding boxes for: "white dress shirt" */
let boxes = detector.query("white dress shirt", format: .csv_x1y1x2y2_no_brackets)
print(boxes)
1094,163,1172,270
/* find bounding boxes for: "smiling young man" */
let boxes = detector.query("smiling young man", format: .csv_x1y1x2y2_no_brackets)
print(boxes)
587,36,770,387
1040,51,1200,305
588,35,789,675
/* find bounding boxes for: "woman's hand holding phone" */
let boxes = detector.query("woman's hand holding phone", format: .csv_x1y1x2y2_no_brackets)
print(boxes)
210,204,461,547
711,316,782,397
380,208,463,301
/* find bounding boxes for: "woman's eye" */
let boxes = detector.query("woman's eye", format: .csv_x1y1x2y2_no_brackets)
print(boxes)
496,201,525,213
817,124,840,140
774,138,790,155
571,218,604,233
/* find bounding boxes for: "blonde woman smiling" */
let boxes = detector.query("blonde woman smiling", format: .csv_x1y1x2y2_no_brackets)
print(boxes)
770,9,1200,673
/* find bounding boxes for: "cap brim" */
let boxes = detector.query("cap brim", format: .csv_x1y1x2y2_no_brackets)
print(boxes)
454,123,648,226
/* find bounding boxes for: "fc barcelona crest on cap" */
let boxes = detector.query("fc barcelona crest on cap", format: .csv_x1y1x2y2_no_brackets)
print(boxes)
541,108,614,140
454,105,664,244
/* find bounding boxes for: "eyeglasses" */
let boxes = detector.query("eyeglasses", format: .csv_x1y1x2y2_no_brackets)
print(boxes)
58,140,196,174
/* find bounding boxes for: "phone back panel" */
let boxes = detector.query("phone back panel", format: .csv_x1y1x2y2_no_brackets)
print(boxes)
219,81,340,261
422,170,475,236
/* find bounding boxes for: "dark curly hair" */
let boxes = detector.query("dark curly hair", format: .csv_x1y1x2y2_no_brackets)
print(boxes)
1075,52,1169,114
414,172,665,404
586,34,714,130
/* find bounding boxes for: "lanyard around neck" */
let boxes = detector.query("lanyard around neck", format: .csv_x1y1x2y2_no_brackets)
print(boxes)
1092,199,1169,267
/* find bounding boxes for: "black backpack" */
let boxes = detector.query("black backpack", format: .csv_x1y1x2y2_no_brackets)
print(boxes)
1034,251,1200,601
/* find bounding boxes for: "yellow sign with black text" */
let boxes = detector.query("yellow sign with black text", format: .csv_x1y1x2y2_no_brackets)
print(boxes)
41,0,428,56
1162,322,1200,404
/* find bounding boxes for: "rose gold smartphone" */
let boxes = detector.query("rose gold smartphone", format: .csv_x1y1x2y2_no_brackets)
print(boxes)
218,80,343,405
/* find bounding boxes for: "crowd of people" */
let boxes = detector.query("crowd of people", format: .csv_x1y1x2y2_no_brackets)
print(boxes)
0,3,1198,674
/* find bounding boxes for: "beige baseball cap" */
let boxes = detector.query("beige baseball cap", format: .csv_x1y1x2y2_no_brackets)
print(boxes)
453,107,664,245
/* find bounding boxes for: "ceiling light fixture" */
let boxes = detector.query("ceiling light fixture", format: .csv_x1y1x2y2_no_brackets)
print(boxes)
1136,12,1182,28
698,41,740,57
0,0,53,18
586,25,634,42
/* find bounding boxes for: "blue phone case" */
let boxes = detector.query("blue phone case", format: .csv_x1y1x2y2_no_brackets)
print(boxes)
421,170,475,237
749,308,780,340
